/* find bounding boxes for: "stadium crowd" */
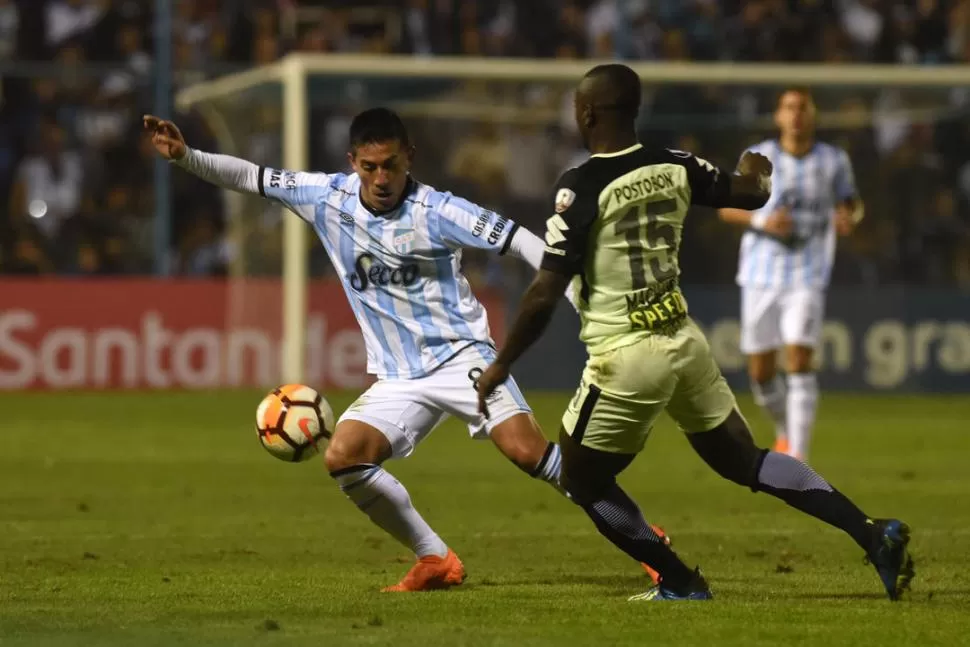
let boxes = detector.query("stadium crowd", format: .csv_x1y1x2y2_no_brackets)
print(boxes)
1,0,969,287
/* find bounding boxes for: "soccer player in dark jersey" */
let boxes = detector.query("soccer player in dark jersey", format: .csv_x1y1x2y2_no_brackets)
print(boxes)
476,64,914,601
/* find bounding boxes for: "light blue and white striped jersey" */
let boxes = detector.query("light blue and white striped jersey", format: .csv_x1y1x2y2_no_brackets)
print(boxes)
736,140,857,289
259,168,518,379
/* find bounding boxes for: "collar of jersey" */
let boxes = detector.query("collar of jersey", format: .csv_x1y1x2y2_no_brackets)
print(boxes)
358,175,417,217
774,138,818,159
590,143,643,159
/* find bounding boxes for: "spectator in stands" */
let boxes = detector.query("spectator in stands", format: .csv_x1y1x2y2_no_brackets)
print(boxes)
0,0,18,61
45,0,104,51
1,0,969,288
3,226,54,275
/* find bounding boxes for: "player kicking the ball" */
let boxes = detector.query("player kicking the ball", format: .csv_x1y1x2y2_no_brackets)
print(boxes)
145,108,581,592
718,87,863,461
476,64,913,601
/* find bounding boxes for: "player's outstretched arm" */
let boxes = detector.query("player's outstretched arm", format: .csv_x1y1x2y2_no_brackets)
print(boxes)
672,148,770,212
144,114,262,194
144,114,329,222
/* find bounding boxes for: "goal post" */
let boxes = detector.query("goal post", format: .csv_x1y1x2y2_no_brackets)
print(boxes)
280,56,309,387
175,53,970,385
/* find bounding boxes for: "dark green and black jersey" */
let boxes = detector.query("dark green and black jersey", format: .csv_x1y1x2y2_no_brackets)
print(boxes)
541,143,731,355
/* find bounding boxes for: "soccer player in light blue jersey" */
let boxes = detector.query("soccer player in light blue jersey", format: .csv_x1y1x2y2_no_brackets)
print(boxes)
144,109,578,592
719,87,863,461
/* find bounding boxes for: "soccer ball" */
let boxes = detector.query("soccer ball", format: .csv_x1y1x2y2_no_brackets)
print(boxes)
255,384,335,462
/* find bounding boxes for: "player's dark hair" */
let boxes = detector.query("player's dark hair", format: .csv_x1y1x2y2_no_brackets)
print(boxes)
583,63,642,120
349,107,410,151
776,86,814,108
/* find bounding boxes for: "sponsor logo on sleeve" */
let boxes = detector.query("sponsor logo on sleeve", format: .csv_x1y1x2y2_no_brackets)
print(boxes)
269,169,298,190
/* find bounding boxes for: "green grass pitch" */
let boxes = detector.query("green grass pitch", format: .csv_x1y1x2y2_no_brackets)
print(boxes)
1,391,969,646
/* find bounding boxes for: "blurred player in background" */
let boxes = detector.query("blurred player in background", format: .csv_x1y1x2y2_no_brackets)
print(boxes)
477,64,912,602
144,108,580,592
719,88,863,460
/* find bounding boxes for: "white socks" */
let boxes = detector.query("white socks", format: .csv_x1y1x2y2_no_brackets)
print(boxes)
531,443,570,499
787,373,819,460
751,375,787,443
332,464,448,559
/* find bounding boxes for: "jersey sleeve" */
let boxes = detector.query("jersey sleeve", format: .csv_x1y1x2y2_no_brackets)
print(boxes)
257,166,335,223
540,168,597,277
832,148,858,202
663,148,732,208
435,194,518,253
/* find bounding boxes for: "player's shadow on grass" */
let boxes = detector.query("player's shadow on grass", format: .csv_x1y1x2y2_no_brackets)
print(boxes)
783,591,893,600
470,574,646,591
786,589,970,602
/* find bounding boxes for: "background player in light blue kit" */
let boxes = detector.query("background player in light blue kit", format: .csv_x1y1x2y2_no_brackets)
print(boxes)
719,87,863,461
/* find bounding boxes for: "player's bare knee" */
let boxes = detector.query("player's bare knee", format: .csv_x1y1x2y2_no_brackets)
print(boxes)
785,345,814,374
324,421,390,474
498,438,541,474
490,414,549,474
748,352,777,384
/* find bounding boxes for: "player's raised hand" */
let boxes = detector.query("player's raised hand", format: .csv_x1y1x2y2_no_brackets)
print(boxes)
737,151,773,177
143,115,187,161
834,203,858,236
763,207,794,238
476,362,510,419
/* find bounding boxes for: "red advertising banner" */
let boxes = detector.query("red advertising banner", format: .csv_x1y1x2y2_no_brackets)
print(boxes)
0,279,506,391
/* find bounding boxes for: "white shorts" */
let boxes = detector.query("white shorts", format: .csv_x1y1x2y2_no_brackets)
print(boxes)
338,343,532,458
739,286,826,354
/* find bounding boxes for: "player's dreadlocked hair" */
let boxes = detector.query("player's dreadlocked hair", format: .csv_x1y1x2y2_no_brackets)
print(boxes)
349,107,411,151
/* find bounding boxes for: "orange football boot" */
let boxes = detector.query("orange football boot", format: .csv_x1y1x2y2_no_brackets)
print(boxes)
382,549,466,592
640,524,671,585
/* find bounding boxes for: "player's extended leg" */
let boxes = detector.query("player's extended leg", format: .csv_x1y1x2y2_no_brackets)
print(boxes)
685,410,915,600
460,346,570,498
553,337,714,600
489,412,568,498
741,287,788,453
490,413,670,584
325,415,465,593
558,429,710,600
669,319,912,600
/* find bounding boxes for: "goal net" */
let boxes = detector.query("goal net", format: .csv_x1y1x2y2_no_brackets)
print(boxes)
175,54,970,386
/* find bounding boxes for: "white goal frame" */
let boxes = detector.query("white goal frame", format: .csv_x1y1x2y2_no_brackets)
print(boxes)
175,53,970,385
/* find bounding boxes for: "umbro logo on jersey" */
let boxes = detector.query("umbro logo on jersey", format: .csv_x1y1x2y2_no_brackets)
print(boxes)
555,188,576,214
545,214,569,246
339,213,354,224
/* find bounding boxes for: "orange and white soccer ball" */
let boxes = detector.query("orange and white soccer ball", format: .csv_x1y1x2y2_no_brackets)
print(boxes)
256,384,335,462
